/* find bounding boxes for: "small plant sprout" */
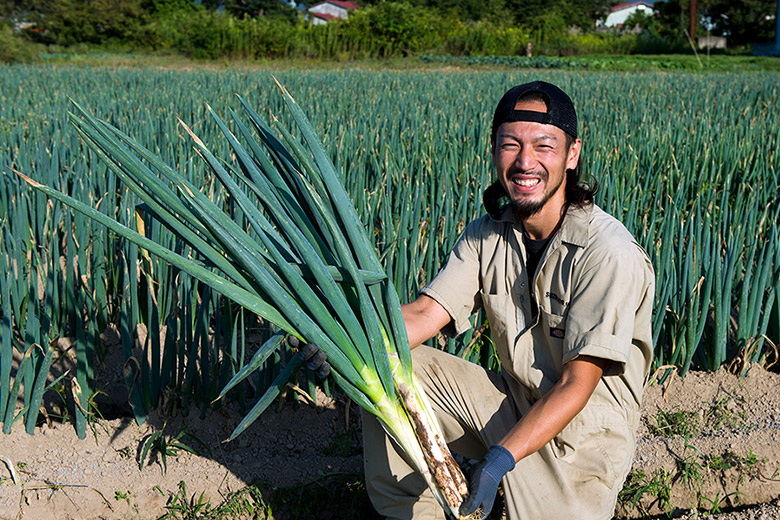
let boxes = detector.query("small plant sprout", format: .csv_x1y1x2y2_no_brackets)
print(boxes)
138,423,201,474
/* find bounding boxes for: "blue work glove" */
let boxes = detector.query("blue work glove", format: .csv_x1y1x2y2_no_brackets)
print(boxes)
459,444,516,519
288,337,331,379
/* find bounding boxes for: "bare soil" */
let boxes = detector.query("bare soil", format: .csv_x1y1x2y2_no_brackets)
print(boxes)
1,357,779,520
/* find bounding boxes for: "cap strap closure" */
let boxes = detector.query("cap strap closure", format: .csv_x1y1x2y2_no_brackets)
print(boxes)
501,109,554,126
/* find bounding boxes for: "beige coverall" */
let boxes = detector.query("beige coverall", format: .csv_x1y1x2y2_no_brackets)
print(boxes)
363,202,655,520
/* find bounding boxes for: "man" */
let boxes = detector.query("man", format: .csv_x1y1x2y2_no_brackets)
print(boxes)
362,81,655,520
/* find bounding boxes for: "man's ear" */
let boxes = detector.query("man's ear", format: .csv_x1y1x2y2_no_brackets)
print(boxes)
566,138,582,171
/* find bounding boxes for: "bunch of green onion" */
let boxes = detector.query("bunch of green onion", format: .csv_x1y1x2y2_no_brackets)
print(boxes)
19,82,469,517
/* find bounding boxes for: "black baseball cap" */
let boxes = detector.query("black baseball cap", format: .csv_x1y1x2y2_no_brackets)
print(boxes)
491,81,578,141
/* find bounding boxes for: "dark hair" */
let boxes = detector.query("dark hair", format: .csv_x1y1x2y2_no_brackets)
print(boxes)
484,92,597,219
562,131,598,209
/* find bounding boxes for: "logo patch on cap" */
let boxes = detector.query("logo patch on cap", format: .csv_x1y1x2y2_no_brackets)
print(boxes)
550,327,565,339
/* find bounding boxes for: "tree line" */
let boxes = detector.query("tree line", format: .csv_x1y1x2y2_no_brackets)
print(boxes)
1,0,777,63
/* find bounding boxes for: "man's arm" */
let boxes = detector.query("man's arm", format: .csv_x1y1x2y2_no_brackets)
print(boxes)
499,355,609,461
403,296,607,460
459,354,609,518
401,295,452,350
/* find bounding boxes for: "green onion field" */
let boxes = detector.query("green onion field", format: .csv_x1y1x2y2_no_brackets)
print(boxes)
0,64,778,445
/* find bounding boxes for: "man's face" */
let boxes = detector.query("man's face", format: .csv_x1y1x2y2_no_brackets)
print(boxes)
492,99,581,221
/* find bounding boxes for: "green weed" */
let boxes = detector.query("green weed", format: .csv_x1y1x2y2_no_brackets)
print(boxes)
705,449,762,475
82,388,110,443
114,489,135,503
115,446,133,459
159,481,211,520
705,448,770,504
138,422,205,474
617,467,673,517
674,437,703,505
648,409,700,437
47,380,71,424
703,391,748,431
699,489,745,514
158,480,272,520
213,485,273,519
269,472,379,520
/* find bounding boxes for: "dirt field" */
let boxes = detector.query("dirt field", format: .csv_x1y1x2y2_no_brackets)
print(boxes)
0,359,778,520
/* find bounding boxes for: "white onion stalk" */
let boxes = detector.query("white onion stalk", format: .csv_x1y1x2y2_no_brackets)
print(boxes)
383,352,469,516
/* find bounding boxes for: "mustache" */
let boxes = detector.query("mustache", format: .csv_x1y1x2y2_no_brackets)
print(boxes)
507,167,548,180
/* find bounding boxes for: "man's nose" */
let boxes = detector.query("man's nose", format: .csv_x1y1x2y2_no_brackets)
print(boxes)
515,147,537,171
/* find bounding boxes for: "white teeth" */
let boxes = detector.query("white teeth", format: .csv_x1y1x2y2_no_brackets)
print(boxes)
513,178,540,187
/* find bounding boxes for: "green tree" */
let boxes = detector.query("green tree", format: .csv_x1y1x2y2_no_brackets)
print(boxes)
404,0,507,23
342,1,443,56
0,0,27,17
651,0,689,47
357,0,611,27
502,0,612,29
651,0,777,49
1,21,40,62
142,0,197,16
700,0,777,46
23,0,146,45
224,0,298,21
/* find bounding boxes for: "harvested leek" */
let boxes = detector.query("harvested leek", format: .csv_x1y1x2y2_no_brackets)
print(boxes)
19,82,469,517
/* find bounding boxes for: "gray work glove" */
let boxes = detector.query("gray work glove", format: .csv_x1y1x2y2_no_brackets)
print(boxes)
288,336,331,379
459,444,516,519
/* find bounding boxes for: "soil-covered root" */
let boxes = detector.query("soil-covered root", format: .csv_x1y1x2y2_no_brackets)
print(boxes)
396,382,469,513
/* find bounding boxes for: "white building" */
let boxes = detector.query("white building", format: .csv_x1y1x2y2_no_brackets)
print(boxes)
308,0,359,25
603,0,655,29
698,35,727,49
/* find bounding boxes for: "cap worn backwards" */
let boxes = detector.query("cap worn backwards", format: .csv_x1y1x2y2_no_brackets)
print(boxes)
491,81,578,141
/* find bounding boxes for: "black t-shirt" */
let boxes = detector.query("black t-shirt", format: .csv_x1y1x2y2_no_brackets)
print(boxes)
523,231,552,283
523,230,552,319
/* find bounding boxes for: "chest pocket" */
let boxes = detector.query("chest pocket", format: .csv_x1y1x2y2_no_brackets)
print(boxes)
479,290,521,378
538,309,566,370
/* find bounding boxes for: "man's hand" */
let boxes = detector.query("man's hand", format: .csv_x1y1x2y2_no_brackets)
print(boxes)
288,337,331,379
459,445,515,519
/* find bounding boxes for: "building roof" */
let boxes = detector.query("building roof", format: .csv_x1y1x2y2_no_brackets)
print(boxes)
309,0,359,10
611,0,653,12
310,11,338,21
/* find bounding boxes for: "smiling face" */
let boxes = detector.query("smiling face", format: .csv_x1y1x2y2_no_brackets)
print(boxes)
492,98,581,228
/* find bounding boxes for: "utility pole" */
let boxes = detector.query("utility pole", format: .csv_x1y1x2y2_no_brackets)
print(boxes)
689,0,697,40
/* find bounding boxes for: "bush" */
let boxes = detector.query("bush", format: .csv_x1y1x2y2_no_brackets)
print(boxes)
0,24,40,63
22,0,146,46
338,2,445,58
445,21,531,56
133,2,537,62
14,0,699,62
137,9,302,60
302,5,532,60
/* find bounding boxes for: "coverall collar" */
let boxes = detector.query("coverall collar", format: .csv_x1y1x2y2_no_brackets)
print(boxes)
490,202,593,249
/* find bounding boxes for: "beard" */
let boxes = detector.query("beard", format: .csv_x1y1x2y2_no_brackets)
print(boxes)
509,167,565,221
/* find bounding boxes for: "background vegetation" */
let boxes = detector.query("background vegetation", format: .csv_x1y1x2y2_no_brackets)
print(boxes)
1,0,778,62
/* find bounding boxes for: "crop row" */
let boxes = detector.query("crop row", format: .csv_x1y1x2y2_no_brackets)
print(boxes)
0,65,778,436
